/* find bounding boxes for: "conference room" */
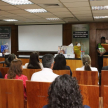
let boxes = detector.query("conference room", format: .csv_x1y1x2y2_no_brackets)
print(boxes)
0,0,108,108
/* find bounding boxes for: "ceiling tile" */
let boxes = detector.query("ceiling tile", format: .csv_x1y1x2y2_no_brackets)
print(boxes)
34,13,54,16
53,12,72,15
79,18,93,21
0,1,10,5
60,0,88,2
46,8,69,12
0,6,19,11
93,13,108,16
15,13,35,16
63,2,89,7
0,11,12,15
75,14,92,17
7,10,29,14
72,11,91,14
93,10,108,14
90,1,108,6
30,0,59,4
15,4,41,9
56,14,74,18
69,7,91,12
76,16,93,19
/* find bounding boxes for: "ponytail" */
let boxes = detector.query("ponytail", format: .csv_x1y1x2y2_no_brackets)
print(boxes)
84,62,91,71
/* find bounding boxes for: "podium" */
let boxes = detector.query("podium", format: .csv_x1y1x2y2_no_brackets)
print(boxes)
101,44,108,66
101,44,108,52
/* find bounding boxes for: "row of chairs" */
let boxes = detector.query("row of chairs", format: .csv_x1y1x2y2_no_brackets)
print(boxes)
1,68,108,97
0,67,98,85
0,79,103,108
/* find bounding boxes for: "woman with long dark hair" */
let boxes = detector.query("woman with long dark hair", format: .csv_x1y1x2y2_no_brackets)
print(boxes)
24,52,43,69
53,54,72,76
43,74,90,108
5,59,28,99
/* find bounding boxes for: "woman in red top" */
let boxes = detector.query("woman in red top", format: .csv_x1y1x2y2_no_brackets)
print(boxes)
5,59,28,99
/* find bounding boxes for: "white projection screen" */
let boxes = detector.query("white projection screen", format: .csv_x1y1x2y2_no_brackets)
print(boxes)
18,25,62,52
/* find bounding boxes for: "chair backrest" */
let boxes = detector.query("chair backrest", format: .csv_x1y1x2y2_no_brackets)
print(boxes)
79,84,99,108
53,70,70,75
103,85,108,108
22,69,41,80
101,70,108,97
26,81,50,108
101,70,108,85
0,67,9,78
19,58,29,65
73,71,98,85
0,79,24,108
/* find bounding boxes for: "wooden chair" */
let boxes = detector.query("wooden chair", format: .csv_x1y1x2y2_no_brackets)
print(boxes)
103,85,108,108
79,84,99,108
0,79,24,108
53,70,70,75
101,70,108,97
73,71,98,85
26,81,50,108
22,69,41,80
0,67,9,78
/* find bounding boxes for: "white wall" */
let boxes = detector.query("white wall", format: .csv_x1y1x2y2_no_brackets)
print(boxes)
18,25,62,52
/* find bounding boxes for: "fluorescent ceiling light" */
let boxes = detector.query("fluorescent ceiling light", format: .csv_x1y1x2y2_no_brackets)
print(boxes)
25,9,47,13
3,19,18,21
2,0,33,5
92,6,108,10
94,16,108,19
46,18,60,20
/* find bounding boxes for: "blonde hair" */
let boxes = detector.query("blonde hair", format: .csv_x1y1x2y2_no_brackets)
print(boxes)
82,55,91,71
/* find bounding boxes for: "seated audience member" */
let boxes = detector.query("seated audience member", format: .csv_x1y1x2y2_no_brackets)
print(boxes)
102,65,108,70
76,55,98,71
43,74,90,108
31,54,59,82
0,72,3,78
24,52,43,69
4,59,28,99
53,54,72,76
5,54,17,67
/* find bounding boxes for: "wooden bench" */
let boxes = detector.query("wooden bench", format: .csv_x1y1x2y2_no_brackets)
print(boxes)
73,71,98,85
53,70,70,75
22,69,70,80
0,67,9,78
26,81,50,108
103,85,108,108
22,69,41,80
101,70,108,97
79,84,99,108
0,79,24,108
26,81,99,108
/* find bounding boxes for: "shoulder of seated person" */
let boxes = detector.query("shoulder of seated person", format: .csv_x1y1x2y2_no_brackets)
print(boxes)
91,67,98,71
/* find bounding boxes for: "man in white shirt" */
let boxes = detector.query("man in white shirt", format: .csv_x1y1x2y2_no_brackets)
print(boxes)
31,54,59,82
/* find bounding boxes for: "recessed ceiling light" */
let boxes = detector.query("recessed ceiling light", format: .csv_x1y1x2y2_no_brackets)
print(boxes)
2,0,33,5
94,16,108,19
25,9,47,13
46,18,60,20
92,6,108,10
3,19,18,21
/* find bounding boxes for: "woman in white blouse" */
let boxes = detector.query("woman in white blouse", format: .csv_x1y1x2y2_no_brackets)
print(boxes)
76,55,98,71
